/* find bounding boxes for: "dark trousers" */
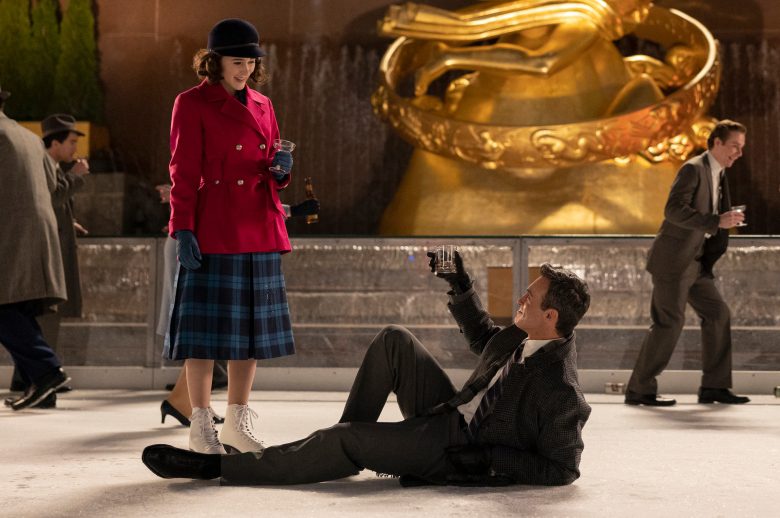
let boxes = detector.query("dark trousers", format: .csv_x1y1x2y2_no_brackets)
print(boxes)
221,325,469,485
628,262,732,395
0,302,61,383
11,313,61,387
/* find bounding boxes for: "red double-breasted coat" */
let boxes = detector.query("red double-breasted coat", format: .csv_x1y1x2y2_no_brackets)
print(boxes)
168,80,291,254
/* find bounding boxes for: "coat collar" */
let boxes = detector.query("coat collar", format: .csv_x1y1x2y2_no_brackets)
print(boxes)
523,332,576,369
198,80,266,135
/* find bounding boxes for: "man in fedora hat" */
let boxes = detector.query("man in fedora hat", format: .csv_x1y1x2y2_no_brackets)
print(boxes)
0,82,72,410
8,114,91,397
41,114,89,323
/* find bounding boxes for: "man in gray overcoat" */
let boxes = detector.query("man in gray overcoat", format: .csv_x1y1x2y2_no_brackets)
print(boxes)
9,114,89,394
0,82,72,410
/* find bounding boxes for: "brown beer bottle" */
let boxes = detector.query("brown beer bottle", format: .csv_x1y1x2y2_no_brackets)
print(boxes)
304,176,318,224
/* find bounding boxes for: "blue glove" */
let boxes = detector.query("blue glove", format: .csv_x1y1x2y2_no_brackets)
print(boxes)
271,150,293,183
175,230,202,270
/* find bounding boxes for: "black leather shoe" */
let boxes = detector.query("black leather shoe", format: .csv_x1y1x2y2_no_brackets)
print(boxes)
142,444,221,479
624,390,677,406
10,368,70,411
160,400,225,427
698,387,750,404
6,391,57,409
36,392,57,408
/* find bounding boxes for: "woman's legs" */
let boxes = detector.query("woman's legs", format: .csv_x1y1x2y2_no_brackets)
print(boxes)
227,359,256,405
167,367,191,416
186,359,214,409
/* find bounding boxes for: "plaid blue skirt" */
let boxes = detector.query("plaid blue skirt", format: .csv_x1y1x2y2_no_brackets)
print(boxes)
163,252,295,360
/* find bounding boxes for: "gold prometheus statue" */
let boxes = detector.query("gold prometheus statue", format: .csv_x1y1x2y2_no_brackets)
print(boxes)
372,1,721,235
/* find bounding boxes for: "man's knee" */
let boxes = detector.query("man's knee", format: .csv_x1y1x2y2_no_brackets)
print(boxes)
371,324,416,353
651,306,685,329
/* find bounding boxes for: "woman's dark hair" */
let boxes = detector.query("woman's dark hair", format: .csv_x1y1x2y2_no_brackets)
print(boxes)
192,49,269,86
707,119,746,149
539,263,591,337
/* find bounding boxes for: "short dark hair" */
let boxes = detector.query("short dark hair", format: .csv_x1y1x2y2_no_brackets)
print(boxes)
539,263,590,337
192,49,269,86
43,130,72,149
707,119,746,149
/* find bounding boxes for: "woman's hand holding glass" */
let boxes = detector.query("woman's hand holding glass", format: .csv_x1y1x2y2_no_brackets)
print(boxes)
268,139,295,184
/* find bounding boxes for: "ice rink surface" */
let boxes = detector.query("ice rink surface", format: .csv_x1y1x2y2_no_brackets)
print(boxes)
1,390,778,517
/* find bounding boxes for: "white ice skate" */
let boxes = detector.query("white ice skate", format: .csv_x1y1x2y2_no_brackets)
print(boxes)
219,404,265,453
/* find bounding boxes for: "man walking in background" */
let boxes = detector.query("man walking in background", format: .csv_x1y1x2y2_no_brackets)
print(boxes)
0,82,71,410
626,120,751,407
9,114,89,398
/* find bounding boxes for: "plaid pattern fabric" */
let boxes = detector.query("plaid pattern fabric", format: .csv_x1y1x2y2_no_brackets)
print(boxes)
163,252,295,360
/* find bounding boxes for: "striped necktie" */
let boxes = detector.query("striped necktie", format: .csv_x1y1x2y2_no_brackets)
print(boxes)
468,344,524,438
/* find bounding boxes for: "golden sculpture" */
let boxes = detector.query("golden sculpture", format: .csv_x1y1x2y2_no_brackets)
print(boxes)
372,1,720,235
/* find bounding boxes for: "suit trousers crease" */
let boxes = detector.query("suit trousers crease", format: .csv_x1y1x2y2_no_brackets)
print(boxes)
221,325,469,485
628,263,732,395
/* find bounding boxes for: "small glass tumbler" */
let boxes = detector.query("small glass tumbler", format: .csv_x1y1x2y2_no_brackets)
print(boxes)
731,204,746,227
268,139,296,175
435,245,458,274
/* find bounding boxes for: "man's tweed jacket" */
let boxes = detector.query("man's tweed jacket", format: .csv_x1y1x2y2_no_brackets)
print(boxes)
434,288,591,486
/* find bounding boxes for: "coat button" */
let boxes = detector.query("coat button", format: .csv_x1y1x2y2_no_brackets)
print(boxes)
214,180,220,185
235,144,243,151
259,143,266,150
237,179,244,185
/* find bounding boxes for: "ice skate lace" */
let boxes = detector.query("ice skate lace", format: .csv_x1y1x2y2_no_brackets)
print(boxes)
196,409,222,450
235,406,264,445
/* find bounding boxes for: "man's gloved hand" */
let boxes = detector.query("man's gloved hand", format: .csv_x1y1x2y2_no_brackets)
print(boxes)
271,151,293,183
446,444,492,475
444,444,512,486
426,250,472,294
175,230,202,270
290,199,320,218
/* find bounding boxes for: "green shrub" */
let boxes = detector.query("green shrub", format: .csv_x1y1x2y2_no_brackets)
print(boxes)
30,0,60,119
52,0,103,121
0,0,34,119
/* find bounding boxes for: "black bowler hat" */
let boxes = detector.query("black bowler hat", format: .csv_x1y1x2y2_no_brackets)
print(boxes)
0,80,10,101
207,18,265,58
41,113,85,138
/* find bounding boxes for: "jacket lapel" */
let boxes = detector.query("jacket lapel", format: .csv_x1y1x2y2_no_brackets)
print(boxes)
200,80,263,135
246,88,267,124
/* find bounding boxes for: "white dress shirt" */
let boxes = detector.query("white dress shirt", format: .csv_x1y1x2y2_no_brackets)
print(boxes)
458,339,551,424
706,150,724,214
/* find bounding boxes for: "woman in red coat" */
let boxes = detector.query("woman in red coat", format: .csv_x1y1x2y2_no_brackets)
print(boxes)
163,19,295,454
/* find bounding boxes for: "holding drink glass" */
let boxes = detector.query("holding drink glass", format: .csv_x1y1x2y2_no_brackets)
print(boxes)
269,139,295,179
433,245,458,274
730,205,746,227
